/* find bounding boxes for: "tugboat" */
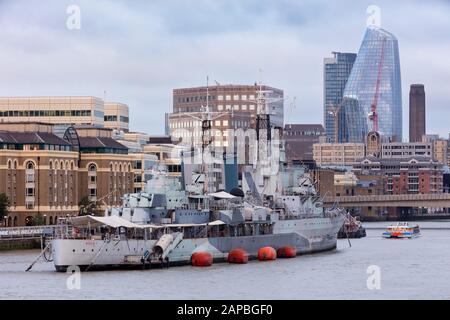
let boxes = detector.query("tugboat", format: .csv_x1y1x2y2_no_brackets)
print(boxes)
382,222,421,239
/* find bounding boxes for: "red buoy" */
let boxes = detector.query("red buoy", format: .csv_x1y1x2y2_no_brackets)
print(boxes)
277,246,297,258
228,248,249,264
258,247,277,261
191,252,213,267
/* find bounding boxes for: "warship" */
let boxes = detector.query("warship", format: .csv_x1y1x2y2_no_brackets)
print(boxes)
46,83,346,272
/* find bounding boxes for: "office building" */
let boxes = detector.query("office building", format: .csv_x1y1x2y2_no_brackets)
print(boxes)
0,96,130,134
104,102,130,132
313,142,366,167
284,124,325,164
168,84,284,149
341,26,403,142
323,52,357,142
381,142,432,159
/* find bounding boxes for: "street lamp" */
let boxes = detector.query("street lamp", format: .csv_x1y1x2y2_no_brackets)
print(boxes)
43,214,47,226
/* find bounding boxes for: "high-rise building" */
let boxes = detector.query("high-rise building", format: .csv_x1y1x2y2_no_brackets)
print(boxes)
168,84,284,148
409,84,426,142
323,52,357,142
341,26,403,143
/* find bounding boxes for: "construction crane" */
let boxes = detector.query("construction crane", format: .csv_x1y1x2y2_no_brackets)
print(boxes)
368,37,387,133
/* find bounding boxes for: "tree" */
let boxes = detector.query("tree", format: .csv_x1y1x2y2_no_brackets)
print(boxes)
0,193,10,222
78,196,100,216
34,213,45,226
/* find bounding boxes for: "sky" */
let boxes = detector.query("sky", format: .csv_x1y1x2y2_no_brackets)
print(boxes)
0,0,449,139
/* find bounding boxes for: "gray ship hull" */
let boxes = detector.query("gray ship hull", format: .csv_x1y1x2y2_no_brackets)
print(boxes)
53,215,344,272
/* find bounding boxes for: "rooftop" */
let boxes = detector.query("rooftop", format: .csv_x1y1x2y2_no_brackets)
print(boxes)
0,131,71,146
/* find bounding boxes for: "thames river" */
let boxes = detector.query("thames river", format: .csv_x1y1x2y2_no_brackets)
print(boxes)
1,221,450,300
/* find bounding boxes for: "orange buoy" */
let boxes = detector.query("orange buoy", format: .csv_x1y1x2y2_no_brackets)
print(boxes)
277,246,297,258
258,247,277,261
228,248,249,264
191,252,213,267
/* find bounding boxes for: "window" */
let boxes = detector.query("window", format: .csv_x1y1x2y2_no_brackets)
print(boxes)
234,105,239,111
218,95,223,101
242,105,247,111
88,163,97,200
233,95,239,100
215,120,221,126
225,95,231,101
218,105,223,111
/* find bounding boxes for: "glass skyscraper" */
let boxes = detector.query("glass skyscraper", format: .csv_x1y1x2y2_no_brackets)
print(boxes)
341,26,402,143
323,52,357,143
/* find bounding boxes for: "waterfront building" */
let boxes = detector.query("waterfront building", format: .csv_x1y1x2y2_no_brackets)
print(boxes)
0,122,134,227
422,134,448,165
323,52,357,142
353,156,443,195
312,142,366,167
0,122,79,227
284,124,325,164
334,172,386,217
0,96,130,135
66,126,134,209
409,84,426,143
104,102,130,132
168,84,284,149
341,26,402,143
312,168,386,218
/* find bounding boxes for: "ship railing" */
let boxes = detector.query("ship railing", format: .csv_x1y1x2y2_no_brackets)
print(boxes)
278,213,321,220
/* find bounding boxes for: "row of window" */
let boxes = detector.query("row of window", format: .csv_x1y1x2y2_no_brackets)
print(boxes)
285,131,323,136
0,110,93,117
177,94,260,104
170,120,250,129
217,104,257,112
1,143,71,151
104,115,129,123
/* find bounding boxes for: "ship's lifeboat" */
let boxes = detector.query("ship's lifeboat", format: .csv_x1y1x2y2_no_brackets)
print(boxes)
228,248,249,264
191,252,213,267
277,246,297,258
258,247,277,261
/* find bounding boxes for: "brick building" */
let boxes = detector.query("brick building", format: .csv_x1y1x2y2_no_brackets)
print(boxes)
353,156,443,195
0,123,133,227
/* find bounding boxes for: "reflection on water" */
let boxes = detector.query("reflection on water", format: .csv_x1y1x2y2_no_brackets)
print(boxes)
1,221,450,300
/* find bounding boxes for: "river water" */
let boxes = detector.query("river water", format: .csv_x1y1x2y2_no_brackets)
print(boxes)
1,221,450,300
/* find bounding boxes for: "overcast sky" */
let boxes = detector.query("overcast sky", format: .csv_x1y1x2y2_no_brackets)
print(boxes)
0,0,449,139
